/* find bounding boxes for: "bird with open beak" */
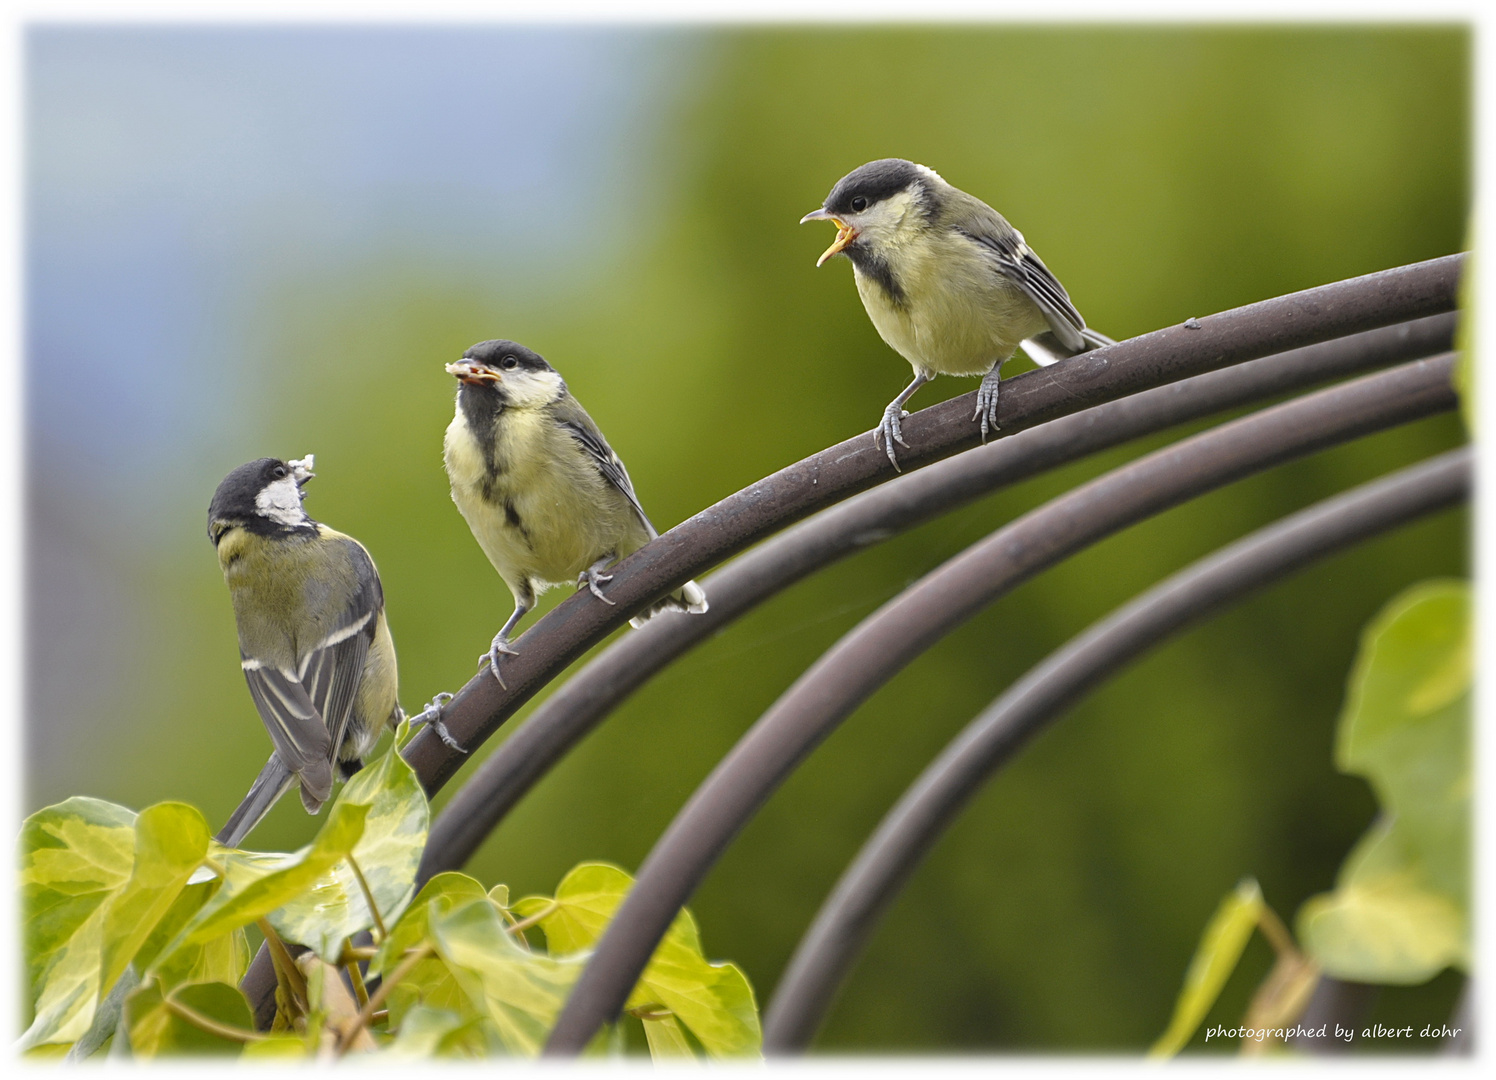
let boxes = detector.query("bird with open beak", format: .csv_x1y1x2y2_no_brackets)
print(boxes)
802,158,1112,469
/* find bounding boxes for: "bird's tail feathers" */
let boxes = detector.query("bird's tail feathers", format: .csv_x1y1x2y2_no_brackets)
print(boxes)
1020,327,1116,368
629,579,709,629
300,783,325,815
216,753,296,848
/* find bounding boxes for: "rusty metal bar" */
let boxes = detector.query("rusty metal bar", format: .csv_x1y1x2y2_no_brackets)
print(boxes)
763,448,1471,1051
418,314,1456,884
542,355,1460,1054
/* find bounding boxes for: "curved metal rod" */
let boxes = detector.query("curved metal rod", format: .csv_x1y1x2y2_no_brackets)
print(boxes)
244,257,1461,1025
400,256,1461,795
543,355,1459,1053
763,447,1472,1051
419,315,1457,884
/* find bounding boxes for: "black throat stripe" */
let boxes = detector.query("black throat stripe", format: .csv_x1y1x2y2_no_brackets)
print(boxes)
847,245,908,308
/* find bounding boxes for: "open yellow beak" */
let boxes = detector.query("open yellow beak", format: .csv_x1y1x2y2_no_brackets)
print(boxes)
446,360,501,386
800,207,856,267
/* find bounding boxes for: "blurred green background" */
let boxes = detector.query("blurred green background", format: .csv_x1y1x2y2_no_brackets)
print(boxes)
26,25,1469,1052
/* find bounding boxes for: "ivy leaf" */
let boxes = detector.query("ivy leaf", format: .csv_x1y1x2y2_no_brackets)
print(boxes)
382,1005,503,1058
125,979,255,1058
100,802,211,998
136,880,250,993
240,1034,313,1059
19,797,138,1049
384,954,474,1032
369,871,489,979
429,897,584,1055
154,800,368,964
266,742,430,961
1150,878,1264,1059
298,952,376,1054
1299,819,1467,982
1299,581,1471,983
516,862,761,1058
641,1012,695,1058
373,876,507,1034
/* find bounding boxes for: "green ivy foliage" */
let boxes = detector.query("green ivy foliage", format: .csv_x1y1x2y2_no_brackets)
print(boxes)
19,728,761,1060
1297,580,1471,982
1153,580,1470,1055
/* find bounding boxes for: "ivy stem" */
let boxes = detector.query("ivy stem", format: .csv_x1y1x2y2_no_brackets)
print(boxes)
627,1006,673,1022
345,853,388,942
505,901,559,938
336,944,433,1056
164,995,270,1043
338,944,378,964
346,956,371,1011
257,918,309,1016
1256,903,1299,958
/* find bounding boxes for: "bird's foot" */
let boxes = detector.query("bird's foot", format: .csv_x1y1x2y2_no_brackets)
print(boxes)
577,565,617,605
873,403,911,472
411,692,466,752
973,369,1002,441
477,634,521,688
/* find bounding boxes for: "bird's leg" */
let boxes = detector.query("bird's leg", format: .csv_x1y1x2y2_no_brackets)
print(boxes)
875,372,931,472
478,599,530,688
410,692,466,753
974,358,1007,441
577,555,618,605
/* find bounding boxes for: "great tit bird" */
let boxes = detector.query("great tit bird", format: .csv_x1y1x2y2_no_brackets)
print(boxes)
802,158,1112,469
442,339,708,686
208,455,403,848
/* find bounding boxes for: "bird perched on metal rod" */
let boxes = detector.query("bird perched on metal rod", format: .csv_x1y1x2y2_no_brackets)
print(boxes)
207,455,404,848
802,158,1112,469
441,339,708,691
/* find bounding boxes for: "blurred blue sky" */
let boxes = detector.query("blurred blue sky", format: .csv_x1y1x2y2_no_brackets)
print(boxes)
27,26,688,529
25,25,692,777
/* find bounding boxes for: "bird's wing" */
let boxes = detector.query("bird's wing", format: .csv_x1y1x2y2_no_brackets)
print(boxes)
959,220,1088,354
297,538,382,762
240,538,381,802
553,401,659,539
241,662,334,801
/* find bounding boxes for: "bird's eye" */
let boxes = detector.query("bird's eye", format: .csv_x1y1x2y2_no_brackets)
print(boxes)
501,356,520,371
850,196,868,212
272,465,287,479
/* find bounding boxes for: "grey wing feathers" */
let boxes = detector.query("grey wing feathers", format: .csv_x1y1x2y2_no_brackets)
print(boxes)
215,753,295,847
550,398,707,627
1019,327,1117,368
299,543,381,773
243,664,334,802
959,222,1089,353
240,538,382,815
555,408,658,539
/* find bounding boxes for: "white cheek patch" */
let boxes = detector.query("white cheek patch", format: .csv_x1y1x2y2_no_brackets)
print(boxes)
857,189,921,246
505,369,565,409
256,475,309,528
885,189,917,215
